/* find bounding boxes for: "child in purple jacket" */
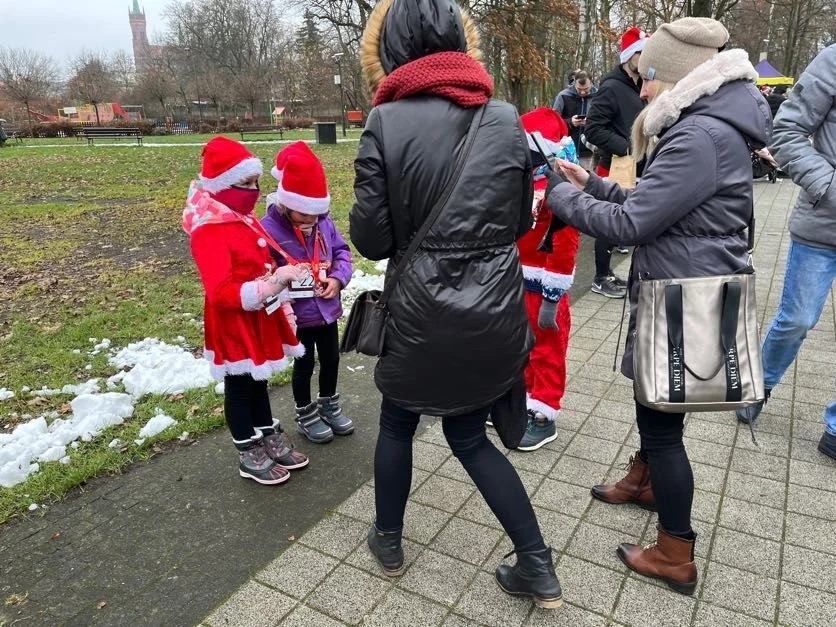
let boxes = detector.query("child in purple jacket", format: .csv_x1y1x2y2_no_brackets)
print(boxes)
262,142,354,444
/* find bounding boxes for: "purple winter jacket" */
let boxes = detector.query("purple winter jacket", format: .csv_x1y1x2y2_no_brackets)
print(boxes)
261,204,353,328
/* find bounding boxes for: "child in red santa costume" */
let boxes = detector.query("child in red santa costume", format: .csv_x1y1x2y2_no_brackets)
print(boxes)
183,136,310,485
515,107,580,451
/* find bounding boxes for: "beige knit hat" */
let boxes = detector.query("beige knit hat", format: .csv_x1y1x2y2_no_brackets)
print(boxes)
638,17,729,83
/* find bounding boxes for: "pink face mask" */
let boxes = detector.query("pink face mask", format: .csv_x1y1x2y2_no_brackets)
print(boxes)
211,186,260,215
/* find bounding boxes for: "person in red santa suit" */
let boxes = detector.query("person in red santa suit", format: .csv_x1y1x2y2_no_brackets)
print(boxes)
183,136,311,485
515,107,580,451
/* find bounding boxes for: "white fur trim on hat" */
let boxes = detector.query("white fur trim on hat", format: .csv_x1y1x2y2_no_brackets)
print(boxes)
620,37,647,64
271,166,282,180
276,185,331,215
527,396,560,421
200,157,263,194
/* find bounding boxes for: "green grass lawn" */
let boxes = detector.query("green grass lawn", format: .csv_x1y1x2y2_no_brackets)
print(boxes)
0,137,371,523
17,128,364,146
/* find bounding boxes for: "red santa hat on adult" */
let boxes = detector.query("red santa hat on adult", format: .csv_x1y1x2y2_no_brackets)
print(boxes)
620,26,649,64
199,136,263,194
270,141,331,215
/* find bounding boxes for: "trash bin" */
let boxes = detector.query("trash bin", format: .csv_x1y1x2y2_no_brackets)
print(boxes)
314,122,337,145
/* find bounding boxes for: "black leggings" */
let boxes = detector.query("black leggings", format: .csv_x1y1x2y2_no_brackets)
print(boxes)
224,374,273,441
594,238,615,279
636,401,693,536
292,322,340,406
374,397,546,553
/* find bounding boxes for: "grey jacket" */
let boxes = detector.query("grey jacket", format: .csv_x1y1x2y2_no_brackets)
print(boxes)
770,44,836,251
548,50,772,379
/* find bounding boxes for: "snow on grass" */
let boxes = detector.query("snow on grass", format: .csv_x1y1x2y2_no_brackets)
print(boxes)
0,388,15,402
137,410,177,439
341,267,386,316
0,393,134,487
109,338,215,398
29,379,101,398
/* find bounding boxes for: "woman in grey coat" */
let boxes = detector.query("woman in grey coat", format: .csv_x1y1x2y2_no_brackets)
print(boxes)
350,0,561,608
545,18,771,595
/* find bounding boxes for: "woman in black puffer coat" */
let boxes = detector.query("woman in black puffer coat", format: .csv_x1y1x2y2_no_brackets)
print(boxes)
350,0,562,609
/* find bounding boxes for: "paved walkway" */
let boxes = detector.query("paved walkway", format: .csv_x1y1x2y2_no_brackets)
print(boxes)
202,179,836,627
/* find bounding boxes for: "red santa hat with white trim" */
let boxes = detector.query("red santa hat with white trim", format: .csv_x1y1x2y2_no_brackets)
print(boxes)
620,26,649,63
271,141,331,215
199,136,263,193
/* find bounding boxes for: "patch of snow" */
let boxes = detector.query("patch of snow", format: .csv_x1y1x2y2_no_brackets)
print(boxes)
91,339,111,353
341,269,386,317
85,365,92,371
134,438,146,446
30,379,100,398
138,411,177,439
0,392,133,487
214,382,225,395
374,259,389,272
109,338,214,398
59,456,71,465
28,503,39,512
108,439,122,449
0,388,14,401
72,349,81,355
106,371,127,389
89,338,97,343
70,441,80,449
178,431,190,441
21,386,30,393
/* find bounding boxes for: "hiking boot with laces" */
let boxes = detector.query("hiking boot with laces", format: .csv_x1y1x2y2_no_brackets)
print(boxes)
591,451,655,510
295,401,334,443
367,524,405,577
517,410,557,452
261,422,309,470
495,547,563,609
592,276,627,299
617,525,698,596
234,437,290,485
317,393,355,436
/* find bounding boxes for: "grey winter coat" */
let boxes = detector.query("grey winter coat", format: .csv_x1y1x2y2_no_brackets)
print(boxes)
770,44,836,251
547,50,772,379
350,97,534,415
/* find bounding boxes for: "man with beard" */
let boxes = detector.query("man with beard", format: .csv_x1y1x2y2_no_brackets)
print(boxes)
583,27,648,298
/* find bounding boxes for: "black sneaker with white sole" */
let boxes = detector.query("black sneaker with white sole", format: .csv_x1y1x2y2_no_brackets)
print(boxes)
592,276,627,299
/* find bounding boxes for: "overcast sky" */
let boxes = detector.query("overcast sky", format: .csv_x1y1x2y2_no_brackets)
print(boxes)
0,0,169,66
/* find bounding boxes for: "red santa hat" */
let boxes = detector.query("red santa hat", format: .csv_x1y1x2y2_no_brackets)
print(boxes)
271,141,330,215
620,26,649,64
521,107,570,157
199,136,263,194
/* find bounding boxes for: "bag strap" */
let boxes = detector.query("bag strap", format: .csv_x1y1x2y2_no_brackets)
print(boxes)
378,105,486,307
720,281,743,402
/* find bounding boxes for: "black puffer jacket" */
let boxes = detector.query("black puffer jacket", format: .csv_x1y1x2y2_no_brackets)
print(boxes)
584,65,645,171
350,97,534,415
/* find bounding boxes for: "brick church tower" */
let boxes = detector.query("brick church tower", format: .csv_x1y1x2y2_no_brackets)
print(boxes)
129,0,150,70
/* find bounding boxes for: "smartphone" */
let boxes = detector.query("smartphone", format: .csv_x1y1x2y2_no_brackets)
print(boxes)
577,115,587,120
529,132,554,171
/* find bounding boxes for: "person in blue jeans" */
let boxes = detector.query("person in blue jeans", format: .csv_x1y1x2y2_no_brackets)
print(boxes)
736,45,836,460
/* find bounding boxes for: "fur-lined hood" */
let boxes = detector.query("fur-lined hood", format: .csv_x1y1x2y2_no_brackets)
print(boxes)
361,0,482,96
643,49,769,143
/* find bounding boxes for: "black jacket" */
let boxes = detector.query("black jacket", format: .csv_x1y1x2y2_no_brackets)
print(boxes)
350,98,534,415
584,65,645,170
553,85,597,158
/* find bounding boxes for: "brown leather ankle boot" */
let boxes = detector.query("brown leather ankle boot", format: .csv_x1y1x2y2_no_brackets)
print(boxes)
590,451,655,510
617,525,698,595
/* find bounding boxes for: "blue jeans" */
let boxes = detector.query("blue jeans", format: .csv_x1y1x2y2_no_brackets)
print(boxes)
761,240,836,434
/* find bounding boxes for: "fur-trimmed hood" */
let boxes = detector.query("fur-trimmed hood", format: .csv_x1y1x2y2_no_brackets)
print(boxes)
643,49,770,146
361,0,482,96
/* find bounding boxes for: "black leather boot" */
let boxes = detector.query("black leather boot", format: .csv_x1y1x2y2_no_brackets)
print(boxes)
495,547,563,609
367,524,404,576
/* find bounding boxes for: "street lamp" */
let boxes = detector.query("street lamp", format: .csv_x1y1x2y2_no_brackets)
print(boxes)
333,52,346,138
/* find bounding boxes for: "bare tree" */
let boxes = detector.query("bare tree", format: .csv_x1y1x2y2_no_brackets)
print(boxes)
67,51,118,124
0,47,59,133
112,50,136,95
135,63,174,118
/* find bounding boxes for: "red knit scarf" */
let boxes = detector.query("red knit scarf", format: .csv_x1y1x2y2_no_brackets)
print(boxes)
374,51,494,108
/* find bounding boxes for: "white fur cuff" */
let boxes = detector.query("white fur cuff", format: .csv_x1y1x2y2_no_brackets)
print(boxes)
541,269,575,291
240,281,264,311
527,397,560,421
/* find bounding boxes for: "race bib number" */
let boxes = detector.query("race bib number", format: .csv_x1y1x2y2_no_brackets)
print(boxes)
289,267,328,299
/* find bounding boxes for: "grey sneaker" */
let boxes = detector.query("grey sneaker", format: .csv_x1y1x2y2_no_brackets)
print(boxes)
296,401,334,443
608,273,628,288
263,425,310,470
235,438,290,485
518,410,557,451
317,393,355,436
592,276,627,299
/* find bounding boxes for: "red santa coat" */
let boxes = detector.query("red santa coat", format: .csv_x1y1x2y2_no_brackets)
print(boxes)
518,108,580,419
184,182,303,381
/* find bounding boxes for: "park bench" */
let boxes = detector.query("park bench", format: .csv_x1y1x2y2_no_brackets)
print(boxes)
0,126,23,146
346,110,364,127
239,125,284,141
81,127,143,146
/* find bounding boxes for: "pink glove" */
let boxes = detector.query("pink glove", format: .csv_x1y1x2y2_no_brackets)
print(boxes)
257,265,306,300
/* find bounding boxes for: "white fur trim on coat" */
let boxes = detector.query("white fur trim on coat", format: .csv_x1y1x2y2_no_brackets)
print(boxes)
522,265,544,283
541,268,575,291
204,344,305,381
527,396,560,421
275,185,330,215
199,157,263,194
643,49,758,138
240,281,263,311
